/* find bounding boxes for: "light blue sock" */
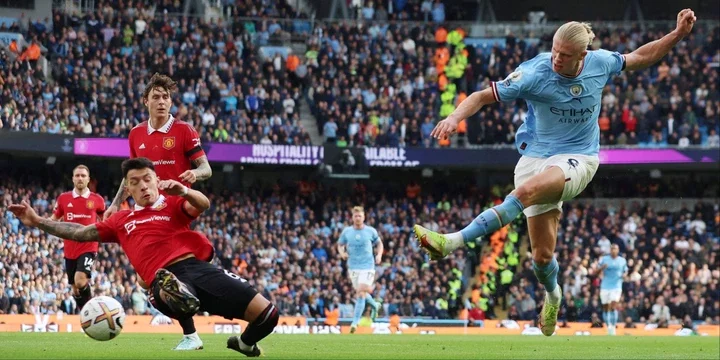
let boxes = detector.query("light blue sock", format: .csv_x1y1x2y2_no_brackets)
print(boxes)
365,294,377,308
603,311,609,325
612,310,619,326
533,257,559,293
352,297,366,326
460,195,524,243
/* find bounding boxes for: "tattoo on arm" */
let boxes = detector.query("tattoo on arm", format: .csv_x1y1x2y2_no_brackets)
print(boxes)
37,219,100,242
192,156,212,181
111,178,127,207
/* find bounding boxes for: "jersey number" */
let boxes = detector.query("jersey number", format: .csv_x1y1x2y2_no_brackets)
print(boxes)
83,258,94,270
224,270,247,283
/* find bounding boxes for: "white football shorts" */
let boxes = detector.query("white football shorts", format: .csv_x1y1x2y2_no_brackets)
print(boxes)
514,154,600,217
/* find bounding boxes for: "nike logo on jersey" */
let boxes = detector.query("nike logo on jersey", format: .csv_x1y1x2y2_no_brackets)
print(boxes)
139,143,146,149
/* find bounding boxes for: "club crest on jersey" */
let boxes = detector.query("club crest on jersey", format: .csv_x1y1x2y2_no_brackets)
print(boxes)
502,71,522,86
162,137,176,150
570,84,583,97
152,202,167,211
86,200,94,209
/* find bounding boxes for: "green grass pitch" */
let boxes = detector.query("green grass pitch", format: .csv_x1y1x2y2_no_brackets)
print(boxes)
0,333,717,359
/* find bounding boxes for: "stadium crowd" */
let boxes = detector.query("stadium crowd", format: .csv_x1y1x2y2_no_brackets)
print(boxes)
307,21,720,148
1,0,313,145
1,3,718,149
504,199,720,328
2,166,719,329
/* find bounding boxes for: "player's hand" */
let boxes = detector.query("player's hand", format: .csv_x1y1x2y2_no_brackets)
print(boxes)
8,200,41,227
103,205,118,220
339,252,348,260
158,180,188,196
375,254,382,265
674,8,696,38
430,117,459,140
179,170,197,184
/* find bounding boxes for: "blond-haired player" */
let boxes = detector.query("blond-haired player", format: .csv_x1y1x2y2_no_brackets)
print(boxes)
338,206,384,333
415,9,696,336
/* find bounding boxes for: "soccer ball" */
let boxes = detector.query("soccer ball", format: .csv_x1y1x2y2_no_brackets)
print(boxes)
80,296,126,341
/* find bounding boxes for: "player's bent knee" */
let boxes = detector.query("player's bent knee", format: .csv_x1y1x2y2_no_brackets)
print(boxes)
243,294,272,323
74,273,89,288
532,248,554,266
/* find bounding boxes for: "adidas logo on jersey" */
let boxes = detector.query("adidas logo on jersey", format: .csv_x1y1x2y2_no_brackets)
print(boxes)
139,143,146,149
67,203,73,208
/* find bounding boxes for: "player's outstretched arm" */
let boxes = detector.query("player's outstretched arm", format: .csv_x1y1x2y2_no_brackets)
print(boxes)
431,87,497,139
624,8,696,71
9,200,100,242
105,178,128,220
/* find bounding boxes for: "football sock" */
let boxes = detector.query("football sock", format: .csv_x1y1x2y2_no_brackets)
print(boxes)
180,318,197,335
612,310,619,326
534,257,560,300
352,297,366,326
365,294,377,308
603,311,609,326
447,195,524,250
240,304,278,347
75,285,92,310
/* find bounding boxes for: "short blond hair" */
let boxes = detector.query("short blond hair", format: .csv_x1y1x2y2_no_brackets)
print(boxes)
351,206,364,214
73,165,90,176
554,21,595,51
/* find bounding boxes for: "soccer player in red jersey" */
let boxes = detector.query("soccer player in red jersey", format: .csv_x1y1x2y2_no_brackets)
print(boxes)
103,73,212,350
10,158,276,357
50,165,106,311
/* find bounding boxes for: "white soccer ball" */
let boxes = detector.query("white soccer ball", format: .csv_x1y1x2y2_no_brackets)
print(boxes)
80,296,126,341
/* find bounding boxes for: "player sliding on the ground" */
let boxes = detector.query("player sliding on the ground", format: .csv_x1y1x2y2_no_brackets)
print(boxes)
338,206,383,333
104,73,213,352
414,9,696,336
10,158,276,357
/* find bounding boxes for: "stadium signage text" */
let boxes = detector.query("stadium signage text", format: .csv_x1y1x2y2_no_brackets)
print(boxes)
0,133,712,168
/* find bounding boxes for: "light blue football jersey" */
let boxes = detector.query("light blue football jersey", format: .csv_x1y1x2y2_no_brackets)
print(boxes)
599,255,628,290
492,49,625,157
338,225,380,270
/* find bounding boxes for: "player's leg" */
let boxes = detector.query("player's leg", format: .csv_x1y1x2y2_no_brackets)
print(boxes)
139,276,203,350
348,270,364,332
73,253,95,310
181,260,276,357
414,159,564,260
609,291,620,335
350,270,378,333
527,208,563,336
154,268,201,315
600,291,611,334
151,267,204,350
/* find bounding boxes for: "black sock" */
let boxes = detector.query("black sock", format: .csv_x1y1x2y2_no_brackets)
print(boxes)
240,304,278,347
179,317,196,335
74,285,92,309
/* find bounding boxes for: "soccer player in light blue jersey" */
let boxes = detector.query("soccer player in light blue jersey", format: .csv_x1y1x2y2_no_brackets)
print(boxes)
338,206,384,334
414,9,696,336
596,244,628,336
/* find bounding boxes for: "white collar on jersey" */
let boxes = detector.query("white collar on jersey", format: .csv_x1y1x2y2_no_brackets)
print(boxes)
72,189,91,199
134,195,166,211
147,114,175,135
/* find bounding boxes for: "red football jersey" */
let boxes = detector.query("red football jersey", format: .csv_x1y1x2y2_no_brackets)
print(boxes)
52,190,106,259
95,195,214,284
128,115,206,188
